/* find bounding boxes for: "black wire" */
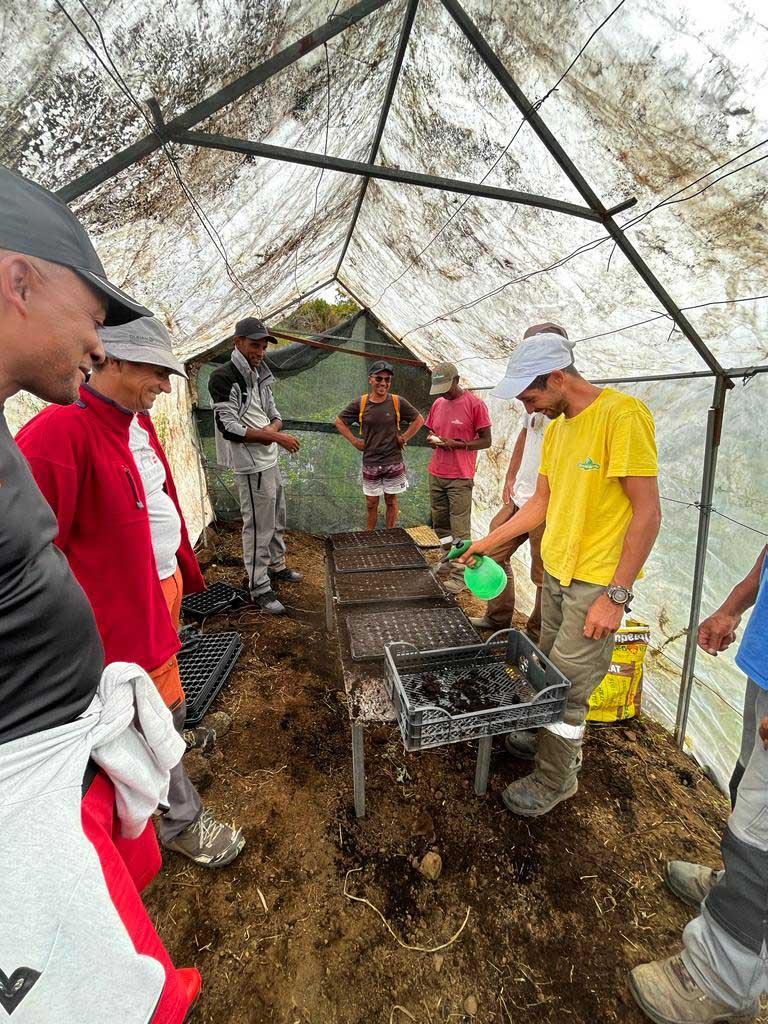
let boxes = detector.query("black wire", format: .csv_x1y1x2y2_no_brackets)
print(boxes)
59,0,260,308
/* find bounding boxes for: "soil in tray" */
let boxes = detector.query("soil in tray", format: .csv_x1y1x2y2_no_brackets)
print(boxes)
413,666,523,714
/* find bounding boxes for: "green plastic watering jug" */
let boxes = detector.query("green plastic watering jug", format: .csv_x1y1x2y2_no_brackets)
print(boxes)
446,540,507,600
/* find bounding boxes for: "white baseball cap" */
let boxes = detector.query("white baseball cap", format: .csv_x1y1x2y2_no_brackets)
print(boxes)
491,333,576,400
100,316,187,378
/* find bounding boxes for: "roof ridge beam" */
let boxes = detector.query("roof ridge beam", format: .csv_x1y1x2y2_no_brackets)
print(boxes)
439,0,730,381
171,129,603,221
56,0,395,203
335,0,421,277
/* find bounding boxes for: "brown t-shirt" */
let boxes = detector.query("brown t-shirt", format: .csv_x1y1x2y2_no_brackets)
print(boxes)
338,394,420,466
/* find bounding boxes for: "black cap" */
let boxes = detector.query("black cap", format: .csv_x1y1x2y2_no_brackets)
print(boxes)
369,360,394,375
0,165,153,326
230,316,277,344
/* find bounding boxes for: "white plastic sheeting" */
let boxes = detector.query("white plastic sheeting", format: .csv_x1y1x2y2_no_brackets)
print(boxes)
2,0,767,784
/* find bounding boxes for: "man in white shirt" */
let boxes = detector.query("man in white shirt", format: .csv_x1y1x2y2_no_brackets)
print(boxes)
469,324,567,640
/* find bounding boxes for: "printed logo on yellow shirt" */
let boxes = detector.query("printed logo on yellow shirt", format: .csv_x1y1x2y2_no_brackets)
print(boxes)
578,457,601,471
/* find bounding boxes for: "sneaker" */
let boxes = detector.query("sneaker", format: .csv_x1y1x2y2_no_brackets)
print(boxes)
469,615,505,630
501,771,577,817
178,967,202,1021
182,726,217,757
251,589,286,615
664,861,719,908
504,729,538,760
164,809,245,867
628,953,758,1024
268,567,304,584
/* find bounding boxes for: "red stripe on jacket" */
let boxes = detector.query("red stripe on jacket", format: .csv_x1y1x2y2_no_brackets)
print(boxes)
16,385,205,674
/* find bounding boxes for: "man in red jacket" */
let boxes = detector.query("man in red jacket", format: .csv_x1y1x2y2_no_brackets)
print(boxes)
17,315,244,869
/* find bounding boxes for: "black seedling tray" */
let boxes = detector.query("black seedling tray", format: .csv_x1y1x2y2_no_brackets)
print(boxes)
332,547,427,574
330,528,415,549
181,581,248,621
335,568,447,606
345,606,479,661
180,630,243,726
384,629,570,751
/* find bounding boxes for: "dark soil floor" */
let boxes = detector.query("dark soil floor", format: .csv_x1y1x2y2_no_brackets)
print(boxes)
145,526,732,1024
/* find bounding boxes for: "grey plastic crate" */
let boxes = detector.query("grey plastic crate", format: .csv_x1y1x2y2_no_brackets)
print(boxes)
383,629,570,751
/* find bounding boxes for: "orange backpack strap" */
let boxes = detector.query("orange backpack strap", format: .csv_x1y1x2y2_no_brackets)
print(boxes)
358,394,367,434
391,394,401,431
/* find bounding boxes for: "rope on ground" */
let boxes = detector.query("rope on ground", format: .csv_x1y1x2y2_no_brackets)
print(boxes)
343,867,470,953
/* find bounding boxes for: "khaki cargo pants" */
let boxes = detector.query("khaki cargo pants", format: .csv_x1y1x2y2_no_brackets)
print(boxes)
535,572,616,791
429,473,473,584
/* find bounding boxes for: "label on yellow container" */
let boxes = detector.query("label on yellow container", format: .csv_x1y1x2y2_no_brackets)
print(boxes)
587,619,650,723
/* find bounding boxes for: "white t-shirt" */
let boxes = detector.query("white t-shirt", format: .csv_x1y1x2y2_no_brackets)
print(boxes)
240,382,279,474
510,412,546,508
129,417,182,580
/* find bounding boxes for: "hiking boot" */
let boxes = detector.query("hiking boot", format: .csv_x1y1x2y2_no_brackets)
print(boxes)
469,616,505,630
628,954,758,1024
664,861,719,908
178,968,202,1021
251,589,286,615
182,726,217,757
269,567,304,584
164,809,245,867
442,575,466,595
504,729,538,760
501,771,577,817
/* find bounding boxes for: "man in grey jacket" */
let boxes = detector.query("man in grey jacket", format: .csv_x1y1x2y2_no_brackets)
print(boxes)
208,317,303,615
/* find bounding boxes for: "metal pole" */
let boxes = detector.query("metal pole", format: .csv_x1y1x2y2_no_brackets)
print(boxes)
438,0,730,381
171,130,602,221
335,0,420,277
674,375,729,747
56,0,395,203
263,277,336,322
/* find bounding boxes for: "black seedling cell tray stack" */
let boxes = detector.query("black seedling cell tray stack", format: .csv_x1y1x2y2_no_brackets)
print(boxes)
333,547,427,573
180,630,244,726
346,606,479,661
383,629,570,751
181,581,247,621
330,528,414,549
335,569,447,606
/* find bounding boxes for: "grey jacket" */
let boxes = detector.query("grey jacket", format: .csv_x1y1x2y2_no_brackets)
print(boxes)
208,348,281,474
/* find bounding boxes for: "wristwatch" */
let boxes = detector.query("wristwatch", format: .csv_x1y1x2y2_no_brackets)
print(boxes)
606,583,633,607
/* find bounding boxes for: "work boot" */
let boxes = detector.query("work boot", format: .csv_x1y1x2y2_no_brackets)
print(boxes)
182,725,217,757
251,589,286,615
628,954,758,1024
503,728,538,760
469,616,505,631
664,861,719,908
501,771,578,817
269,566,304,584
442,575,466,595
164,809,245,867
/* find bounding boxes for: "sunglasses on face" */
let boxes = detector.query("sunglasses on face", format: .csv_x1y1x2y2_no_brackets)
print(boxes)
372,375,392,383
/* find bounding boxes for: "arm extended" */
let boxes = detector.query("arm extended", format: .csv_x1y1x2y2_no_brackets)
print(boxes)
458,473,550,564
698,545,766,655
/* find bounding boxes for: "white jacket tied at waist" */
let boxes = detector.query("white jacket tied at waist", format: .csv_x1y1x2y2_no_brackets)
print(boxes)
0,663,185,1023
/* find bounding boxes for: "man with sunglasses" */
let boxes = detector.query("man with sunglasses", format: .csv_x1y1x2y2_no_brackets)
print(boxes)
335,360,424,530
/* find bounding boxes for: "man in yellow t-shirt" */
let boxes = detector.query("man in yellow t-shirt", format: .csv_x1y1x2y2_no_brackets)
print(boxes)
460,331,661,817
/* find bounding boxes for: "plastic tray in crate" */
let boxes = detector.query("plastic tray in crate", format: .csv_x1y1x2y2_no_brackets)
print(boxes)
345,606,479,661
335,568,447,606
332,546,427,574
330,528,415,549
180,630,243,726
383,629,570,751
181,581,247,621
